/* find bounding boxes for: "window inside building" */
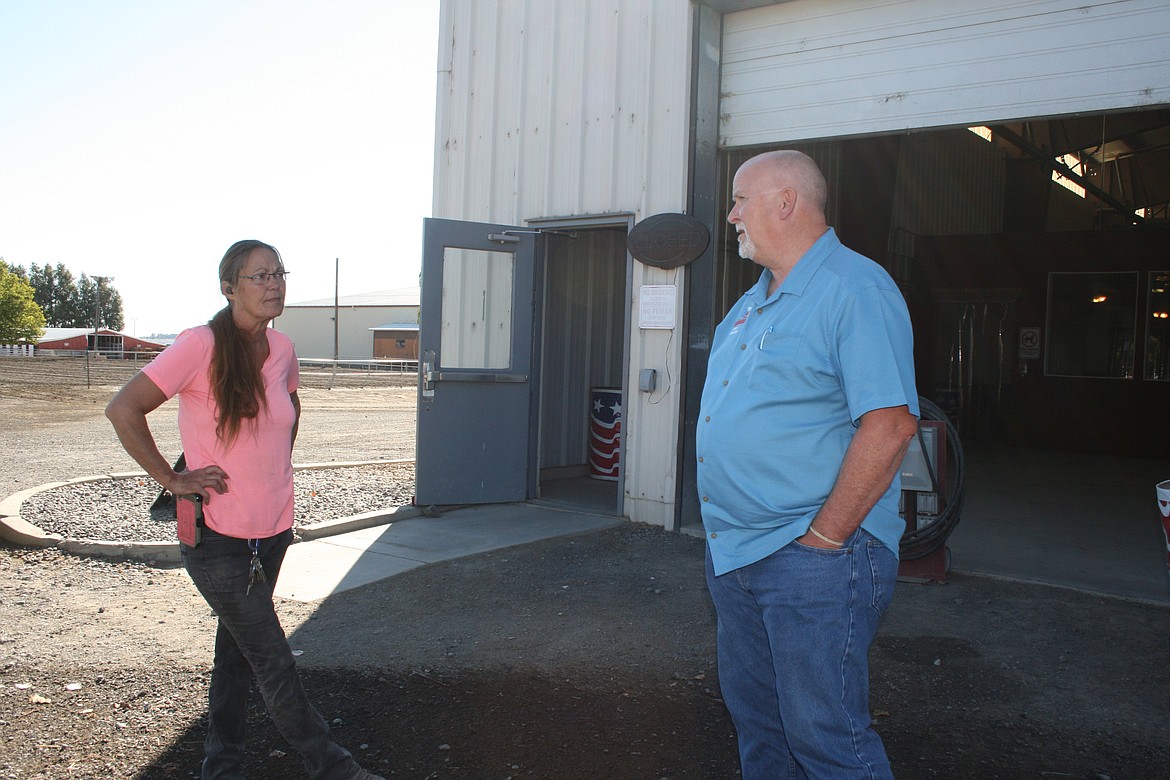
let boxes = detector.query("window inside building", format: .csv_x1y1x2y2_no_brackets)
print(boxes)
1146,271,1170,381
1045,272,1138,379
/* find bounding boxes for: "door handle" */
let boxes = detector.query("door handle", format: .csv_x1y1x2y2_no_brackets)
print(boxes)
422,360,436,398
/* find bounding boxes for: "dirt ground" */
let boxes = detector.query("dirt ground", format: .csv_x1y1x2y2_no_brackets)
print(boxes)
2,359,1169,780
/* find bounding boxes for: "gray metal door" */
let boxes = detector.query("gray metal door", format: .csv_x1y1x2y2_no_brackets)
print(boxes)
415,218,539,505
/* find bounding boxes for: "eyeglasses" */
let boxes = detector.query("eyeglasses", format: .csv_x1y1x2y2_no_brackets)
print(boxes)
238,270,290,285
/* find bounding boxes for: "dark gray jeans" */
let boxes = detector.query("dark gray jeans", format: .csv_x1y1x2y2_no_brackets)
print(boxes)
182,527,359,780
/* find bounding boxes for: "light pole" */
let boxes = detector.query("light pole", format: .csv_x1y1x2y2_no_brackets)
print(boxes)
86,276,113,387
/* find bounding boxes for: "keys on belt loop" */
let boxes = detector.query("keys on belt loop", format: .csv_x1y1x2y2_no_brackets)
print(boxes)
246,538,267,595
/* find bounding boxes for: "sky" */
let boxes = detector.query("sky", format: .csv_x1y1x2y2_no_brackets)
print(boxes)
0,0,440,337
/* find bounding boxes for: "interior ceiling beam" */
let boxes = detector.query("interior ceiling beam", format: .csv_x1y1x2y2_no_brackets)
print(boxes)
1110,146,1170,210
1045,110,1170,158
990,124,1143,224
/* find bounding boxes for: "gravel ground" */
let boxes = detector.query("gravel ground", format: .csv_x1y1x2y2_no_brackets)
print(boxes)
19,463,416,542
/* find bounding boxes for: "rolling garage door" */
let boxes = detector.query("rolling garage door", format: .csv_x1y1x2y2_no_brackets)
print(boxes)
721,0,1170,148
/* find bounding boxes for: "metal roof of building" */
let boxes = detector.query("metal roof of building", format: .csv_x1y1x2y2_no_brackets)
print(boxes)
286,286,420,308
369,323,420,332
38,328,167,346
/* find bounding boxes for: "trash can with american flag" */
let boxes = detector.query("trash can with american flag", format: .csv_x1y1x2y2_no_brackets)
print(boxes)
589,388,622,481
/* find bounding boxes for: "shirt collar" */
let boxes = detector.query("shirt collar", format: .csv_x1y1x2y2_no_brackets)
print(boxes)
751,228,840,302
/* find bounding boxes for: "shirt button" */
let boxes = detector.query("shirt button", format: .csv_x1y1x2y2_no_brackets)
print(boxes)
709,532,718,539
702,496,709,502
756,308,763,314
722,379,728,386
698,456,704,463
704,415,710,422
740,343,747,350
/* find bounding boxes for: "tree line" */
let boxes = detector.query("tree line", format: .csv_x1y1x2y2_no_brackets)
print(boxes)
0,259,124,344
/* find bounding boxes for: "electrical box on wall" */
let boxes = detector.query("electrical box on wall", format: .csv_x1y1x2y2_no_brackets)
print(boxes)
639,368,657,393
898,421,945,526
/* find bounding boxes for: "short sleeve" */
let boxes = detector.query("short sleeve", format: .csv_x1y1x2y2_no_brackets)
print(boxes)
141,327,212,399
834,285,918,423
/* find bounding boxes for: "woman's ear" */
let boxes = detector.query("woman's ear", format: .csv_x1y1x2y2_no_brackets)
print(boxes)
221,280,234,297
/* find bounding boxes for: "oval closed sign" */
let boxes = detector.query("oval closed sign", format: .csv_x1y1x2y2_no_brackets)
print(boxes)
628,213,709,270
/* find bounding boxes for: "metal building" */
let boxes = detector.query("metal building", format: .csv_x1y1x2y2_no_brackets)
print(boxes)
276,287,420,360
418,0,1170,533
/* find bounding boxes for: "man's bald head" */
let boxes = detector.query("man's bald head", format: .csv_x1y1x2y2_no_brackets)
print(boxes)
728,150,831,279
739,150,829,217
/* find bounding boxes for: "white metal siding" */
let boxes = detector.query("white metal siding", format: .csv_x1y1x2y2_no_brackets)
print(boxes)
434,0,693,526
722,0,1170,148
435,0,691,223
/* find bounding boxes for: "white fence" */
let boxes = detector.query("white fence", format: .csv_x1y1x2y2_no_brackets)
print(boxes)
0,352,418,392
298,358,419,375
0,344,35,357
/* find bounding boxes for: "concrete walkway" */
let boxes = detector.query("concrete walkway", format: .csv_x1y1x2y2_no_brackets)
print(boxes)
274,502,622,602
0,480,622,603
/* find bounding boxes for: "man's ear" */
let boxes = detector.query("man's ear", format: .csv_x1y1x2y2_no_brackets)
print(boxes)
777,187,798,217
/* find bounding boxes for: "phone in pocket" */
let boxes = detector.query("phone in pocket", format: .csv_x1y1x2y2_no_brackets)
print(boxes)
177,494,204,547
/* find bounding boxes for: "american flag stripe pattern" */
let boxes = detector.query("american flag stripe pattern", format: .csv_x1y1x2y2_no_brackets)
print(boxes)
589,389,622,481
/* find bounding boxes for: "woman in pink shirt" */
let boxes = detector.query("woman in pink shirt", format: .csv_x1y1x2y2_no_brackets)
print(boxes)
106,240,382,780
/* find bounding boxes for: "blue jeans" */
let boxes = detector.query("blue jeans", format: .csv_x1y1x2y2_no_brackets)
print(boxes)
182,528,359,780
705,529,897,780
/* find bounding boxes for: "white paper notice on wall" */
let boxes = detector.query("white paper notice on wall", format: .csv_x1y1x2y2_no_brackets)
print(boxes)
639,285,676,330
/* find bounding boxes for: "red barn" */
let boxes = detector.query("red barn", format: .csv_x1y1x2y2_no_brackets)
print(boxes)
36,328,167,358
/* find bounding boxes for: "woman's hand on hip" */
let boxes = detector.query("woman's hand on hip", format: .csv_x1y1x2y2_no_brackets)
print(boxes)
169,466,229,503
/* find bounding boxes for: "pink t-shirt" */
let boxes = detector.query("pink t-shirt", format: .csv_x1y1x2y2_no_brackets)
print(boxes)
143,325,299,539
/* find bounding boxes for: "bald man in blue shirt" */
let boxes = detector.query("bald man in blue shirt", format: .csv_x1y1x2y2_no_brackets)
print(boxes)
698,150,919,779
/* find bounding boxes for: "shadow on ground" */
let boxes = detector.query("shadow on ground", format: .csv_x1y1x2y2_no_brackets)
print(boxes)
114,525,1170,779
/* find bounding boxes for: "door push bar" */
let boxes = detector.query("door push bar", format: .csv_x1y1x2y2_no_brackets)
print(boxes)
488,229,577,244
422,357,527,399
430,371,528,383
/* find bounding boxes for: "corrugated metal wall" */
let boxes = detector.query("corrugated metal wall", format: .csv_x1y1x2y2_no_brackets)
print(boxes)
434,0,693,526
435,0,692,223
889,131,1005,237
721,0,1170,148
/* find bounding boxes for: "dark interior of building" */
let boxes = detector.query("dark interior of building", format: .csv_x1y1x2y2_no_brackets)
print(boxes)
714,106,1170,460
700,107,1170,597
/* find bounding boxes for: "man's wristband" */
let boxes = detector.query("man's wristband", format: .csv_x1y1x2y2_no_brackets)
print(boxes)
807,525,845,547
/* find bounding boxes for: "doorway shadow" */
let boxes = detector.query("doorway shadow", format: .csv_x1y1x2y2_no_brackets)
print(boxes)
535,474,619,515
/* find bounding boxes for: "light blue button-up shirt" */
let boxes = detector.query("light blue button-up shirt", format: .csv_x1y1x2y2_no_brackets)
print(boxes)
697,229,919,576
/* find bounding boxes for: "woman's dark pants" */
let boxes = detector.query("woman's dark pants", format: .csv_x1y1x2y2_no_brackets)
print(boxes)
182,528,359,780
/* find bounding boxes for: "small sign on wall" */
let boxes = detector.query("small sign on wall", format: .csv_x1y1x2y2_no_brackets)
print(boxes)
628,213,709,269
639,285,676,330
1019,327,1041,360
